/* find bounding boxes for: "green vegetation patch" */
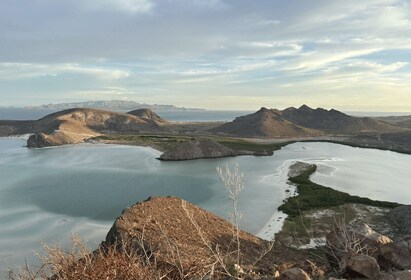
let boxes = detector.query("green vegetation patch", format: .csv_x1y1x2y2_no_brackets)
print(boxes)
279,165,401,217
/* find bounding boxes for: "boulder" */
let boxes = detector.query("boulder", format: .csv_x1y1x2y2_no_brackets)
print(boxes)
340,254,381,279
326,224,392,267
380,270,411,280
27,133,52,148
280,267,311,280
380,236,411,270
390,206,411,234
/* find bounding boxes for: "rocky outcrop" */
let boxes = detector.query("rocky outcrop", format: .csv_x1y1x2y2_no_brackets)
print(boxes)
380,236,411,270
340,254,381,279
390,205,411,234
326,223,411,279
101,196,275,276
288,162,316,178
280,267,311,280
159,139,238,160
326,224,392,266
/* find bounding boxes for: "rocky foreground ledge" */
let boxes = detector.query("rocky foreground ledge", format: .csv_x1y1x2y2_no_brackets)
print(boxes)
98,196,411,280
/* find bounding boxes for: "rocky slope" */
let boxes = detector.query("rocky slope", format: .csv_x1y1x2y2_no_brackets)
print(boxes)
282,105,397,133
159,138,238,160
211,105,402,138
101,196,326,279
26,108,168,147
210,107,321,138
127,108,167,124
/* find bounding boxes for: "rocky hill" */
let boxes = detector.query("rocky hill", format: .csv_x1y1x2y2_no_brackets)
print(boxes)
101,196,326,279
210,107,321,138
127,108,167,124
211,105,402,138
26,108,169,147
159,138,238,160
282,105,397,133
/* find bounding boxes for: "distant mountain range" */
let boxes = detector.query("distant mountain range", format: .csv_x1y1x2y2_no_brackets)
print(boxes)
24,100,203,112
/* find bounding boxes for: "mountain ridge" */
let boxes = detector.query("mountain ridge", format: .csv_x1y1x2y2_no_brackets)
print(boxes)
24,100,204,112
211,105,401,138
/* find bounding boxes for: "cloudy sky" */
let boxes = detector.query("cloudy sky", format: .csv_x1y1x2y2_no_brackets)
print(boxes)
1,0,411,111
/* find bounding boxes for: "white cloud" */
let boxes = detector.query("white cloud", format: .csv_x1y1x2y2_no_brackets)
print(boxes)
80,0,154,14
0,63,130,80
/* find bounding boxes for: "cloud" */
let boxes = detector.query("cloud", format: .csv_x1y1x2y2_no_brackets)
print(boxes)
80,0,155,14
1,0,411,110
0,63,130,80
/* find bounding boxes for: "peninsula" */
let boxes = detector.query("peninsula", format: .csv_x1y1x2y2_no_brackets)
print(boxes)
1,105,410,159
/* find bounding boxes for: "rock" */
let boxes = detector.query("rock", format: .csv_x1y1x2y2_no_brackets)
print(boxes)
27,133,53,147
280,267,311,280
390,206,411,234
380,270,411,280
159,139,238,160
340,254,381,279
326,223,392,267
102,196,272,275
288,162,316,178
380,236,411,270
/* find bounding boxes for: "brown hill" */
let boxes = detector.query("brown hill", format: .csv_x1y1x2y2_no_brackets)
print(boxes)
210,107,321,138
281,105,398,133
27,108,168,147
127,108,167,124
210,105,402,138
102,196,321,277
159,138,237,160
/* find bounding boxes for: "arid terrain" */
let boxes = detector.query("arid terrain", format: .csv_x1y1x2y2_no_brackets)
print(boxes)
1,105,410,159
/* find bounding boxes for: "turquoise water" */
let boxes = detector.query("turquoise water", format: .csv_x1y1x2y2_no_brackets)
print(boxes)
1,138,411,274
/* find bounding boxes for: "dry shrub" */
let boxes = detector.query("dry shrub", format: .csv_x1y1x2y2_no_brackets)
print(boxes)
8,235,159,280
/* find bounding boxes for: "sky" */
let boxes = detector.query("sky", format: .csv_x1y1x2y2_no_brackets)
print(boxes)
1,0,411,111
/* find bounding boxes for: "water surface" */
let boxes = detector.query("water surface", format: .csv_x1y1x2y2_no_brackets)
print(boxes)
1,139,410,275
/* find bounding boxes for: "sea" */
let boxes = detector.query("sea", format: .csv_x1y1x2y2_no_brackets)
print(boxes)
1,108,411,275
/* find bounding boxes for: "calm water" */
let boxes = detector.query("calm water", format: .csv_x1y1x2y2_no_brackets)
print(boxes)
1,139,411,274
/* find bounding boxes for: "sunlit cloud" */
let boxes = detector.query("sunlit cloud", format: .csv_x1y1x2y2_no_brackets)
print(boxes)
1,0,411,111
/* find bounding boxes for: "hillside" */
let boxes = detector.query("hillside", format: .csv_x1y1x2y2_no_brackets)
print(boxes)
374,115,411,129
282,105,398,133
159,138,238,160
211,105,402,138
210,107,321,138
101,196,324,278
26,108,169,147
127,108,167,124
